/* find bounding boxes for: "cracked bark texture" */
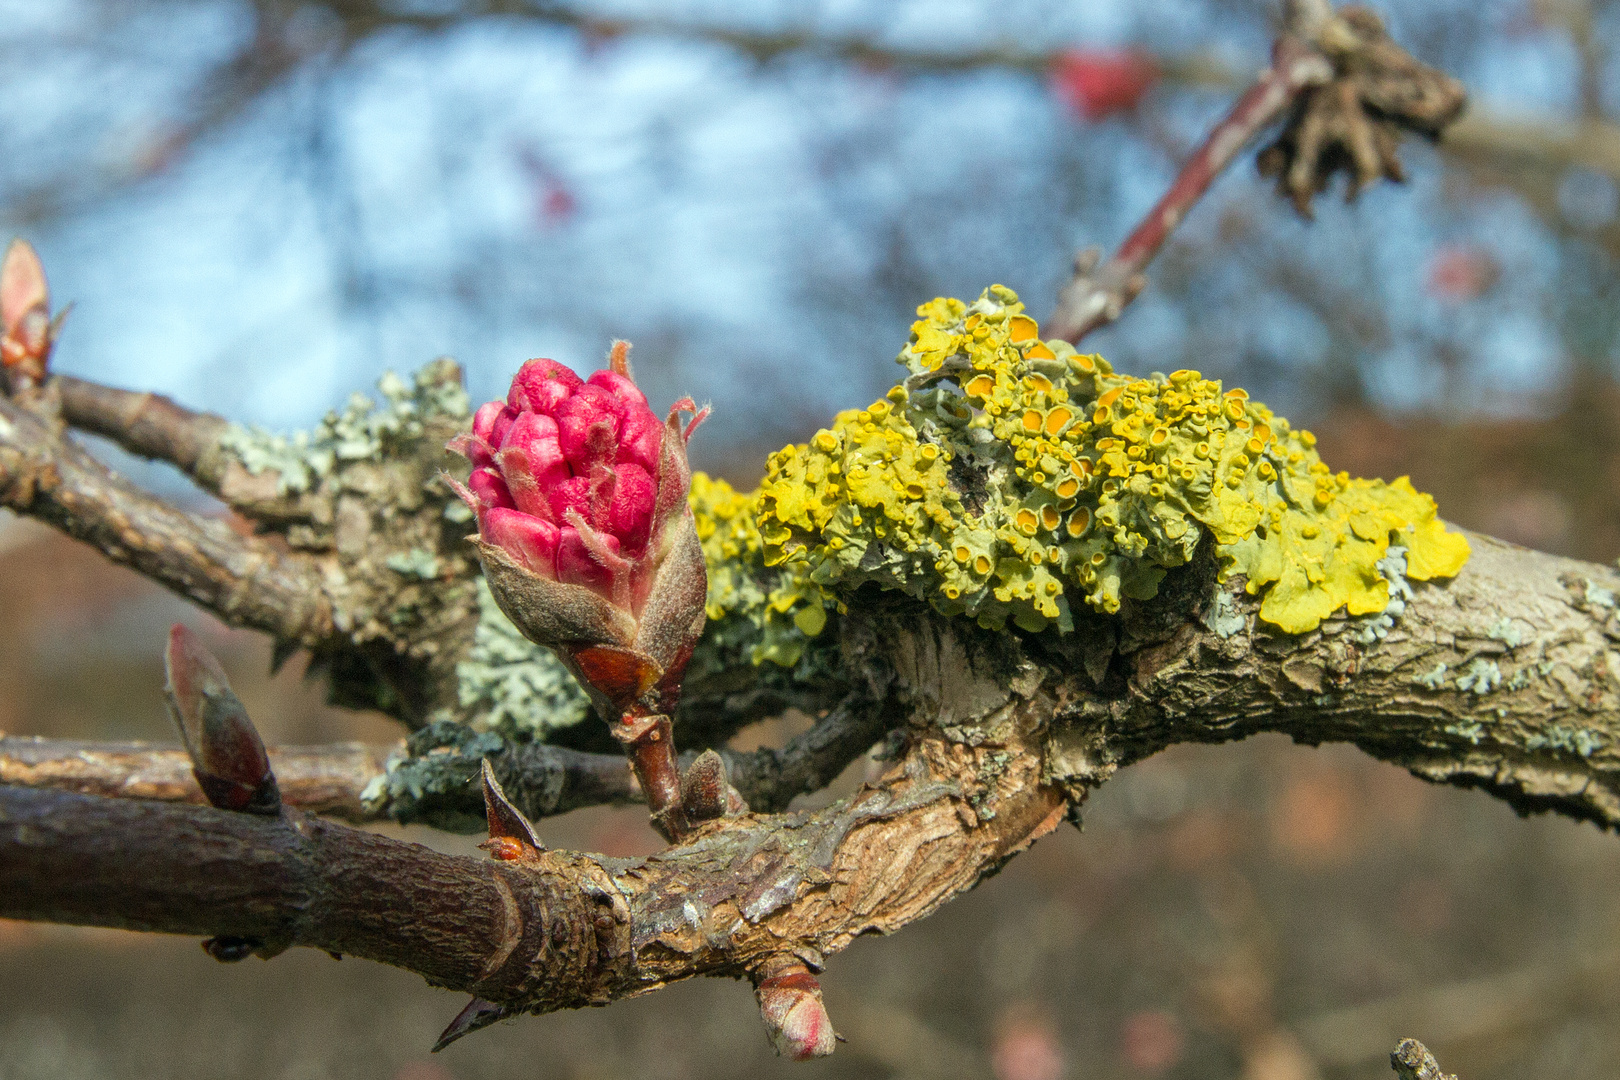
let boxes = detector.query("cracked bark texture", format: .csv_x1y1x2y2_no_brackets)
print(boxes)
1065,532,1620,829
6,548,1620,1018
2,608,1068,1012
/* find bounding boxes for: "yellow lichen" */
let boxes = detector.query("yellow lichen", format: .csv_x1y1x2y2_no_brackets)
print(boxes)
689,472,826,666
720,285,1468,637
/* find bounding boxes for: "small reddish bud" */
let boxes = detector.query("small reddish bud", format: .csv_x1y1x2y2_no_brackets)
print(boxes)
679,749,731,822
1049,49,1159,121
0,239,62,389
163,624,280,815
755,960,839,1061
477,758,544,861
1426,244,1499,303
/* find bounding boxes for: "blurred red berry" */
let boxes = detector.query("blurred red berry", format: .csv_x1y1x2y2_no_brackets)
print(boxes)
1426,245,1499,303
993,1010,1065,1080
1050,48,1159,121
1120,1009,1184,1074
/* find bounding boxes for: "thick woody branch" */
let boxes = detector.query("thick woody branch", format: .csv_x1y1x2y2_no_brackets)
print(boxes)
5,532,1620,1024
1064,531,1620,831
2,723,1065,1011
0,394,333,644
0,786,599,993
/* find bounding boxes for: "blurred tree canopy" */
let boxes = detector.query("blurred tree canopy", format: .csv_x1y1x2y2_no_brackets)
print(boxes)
4,0,1619,478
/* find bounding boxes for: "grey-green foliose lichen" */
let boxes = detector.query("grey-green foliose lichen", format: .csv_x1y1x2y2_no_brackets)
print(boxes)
219,361,470,494
456,578,592,741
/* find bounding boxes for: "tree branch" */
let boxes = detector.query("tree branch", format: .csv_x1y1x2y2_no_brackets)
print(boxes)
8,530,1620,1016
720,693,897,813
1047,34,1332,342
55,374,232,487
0,691,896,826
0,734,393,821
2,721,1066,1011
0,395,334,644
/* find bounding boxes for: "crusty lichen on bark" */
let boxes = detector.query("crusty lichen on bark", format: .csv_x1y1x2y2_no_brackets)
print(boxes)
691,285,1469,647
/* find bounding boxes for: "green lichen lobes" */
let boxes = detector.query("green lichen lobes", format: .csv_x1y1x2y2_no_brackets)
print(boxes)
694,286,1470,639
690,472,823,667
220,360,470,493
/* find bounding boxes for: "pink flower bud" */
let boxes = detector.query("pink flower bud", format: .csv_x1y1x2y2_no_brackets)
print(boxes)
482,508,560,577
755,963,838,1060
448,341,710,721
1,239,60,389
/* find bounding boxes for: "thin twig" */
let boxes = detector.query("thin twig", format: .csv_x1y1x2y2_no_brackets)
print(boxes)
0,734,394,822
722,693,896,813
1047,34,1332,342
55,374,231,485
0,704,896,825
0,393,333,644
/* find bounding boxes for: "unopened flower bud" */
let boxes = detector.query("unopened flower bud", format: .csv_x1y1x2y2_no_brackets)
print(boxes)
755,959,839,1061
449,342,709,722
1,239,63,390
163,624,279,815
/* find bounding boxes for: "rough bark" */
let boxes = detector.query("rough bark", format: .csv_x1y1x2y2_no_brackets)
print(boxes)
1077,532,1620,829
0,2,1610,1047
5,547,1619,1019
0,392,334,645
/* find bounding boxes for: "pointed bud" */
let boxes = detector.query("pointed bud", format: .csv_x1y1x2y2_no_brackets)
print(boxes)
680,749,730,823
201,935,261,962
755,959,838,1061
163,624,279,815
432,996,512,1052
478,758,544,861
0,239,56,388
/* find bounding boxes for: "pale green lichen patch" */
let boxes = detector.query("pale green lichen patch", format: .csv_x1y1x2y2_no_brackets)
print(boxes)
1487,616,1527,649
361,721,504,832
1203,587,1247,638
219,360,470,494
1417,662,1449,690
455,578,591,740
733,286,1467,636
1526,725,1606,758
1445,720,1485,745
385,548,442,579
1455,658,1502,695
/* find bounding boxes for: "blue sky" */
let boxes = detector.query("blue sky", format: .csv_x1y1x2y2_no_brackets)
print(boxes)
0,0,1605,488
